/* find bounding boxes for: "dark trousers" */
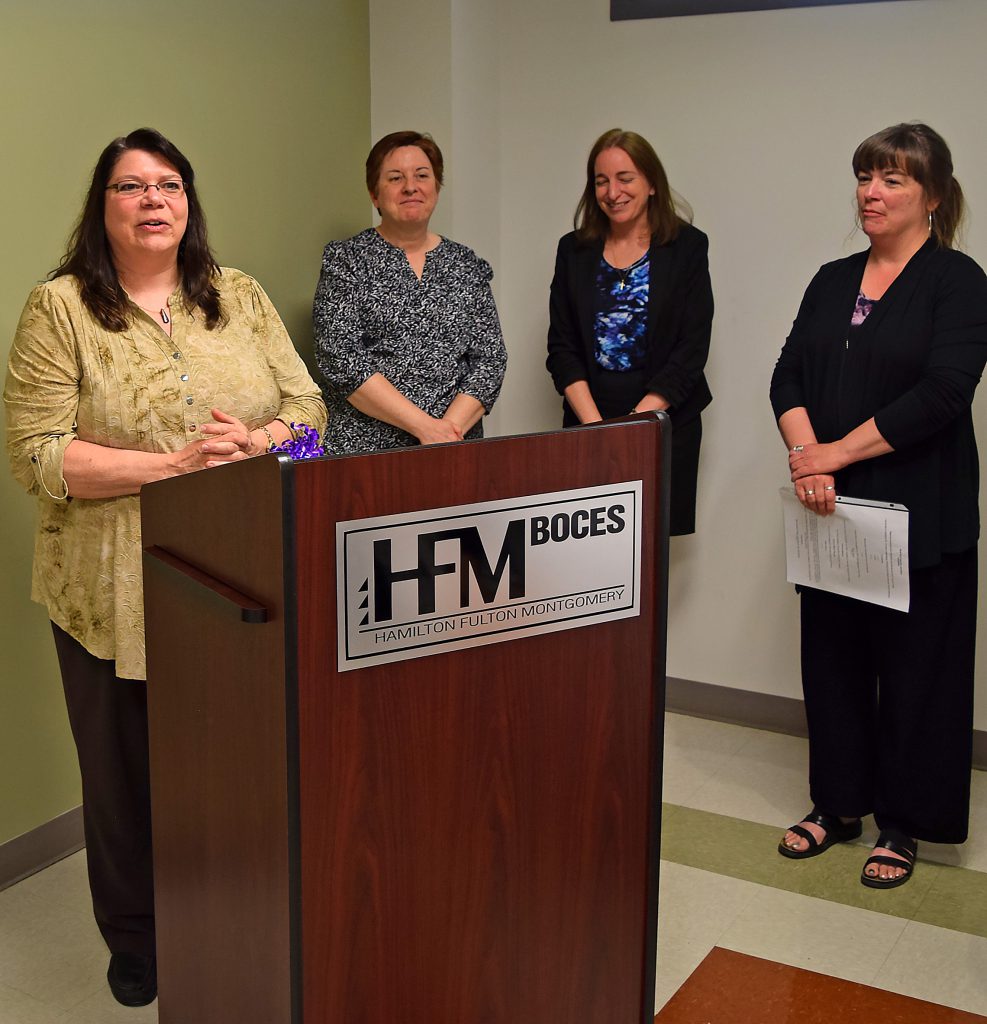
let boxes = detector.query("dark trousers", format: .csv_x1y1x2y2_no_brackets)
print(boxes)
52,624,156,955
562,369,703,536
799,548,977,844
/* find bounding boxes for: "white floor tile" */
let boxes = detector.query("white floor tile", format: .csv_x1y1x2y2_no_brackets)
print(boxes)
661,713,754,805
0,982,70,1024
654,936,711,1013
718,885,908,984
654,862,762,1012
664,712,752,758
684,727,813,829
60,987,159,1024
955,769,987,872
876,920,987,1015
14,850,92,917
0,884,105,1011
658,861,760,950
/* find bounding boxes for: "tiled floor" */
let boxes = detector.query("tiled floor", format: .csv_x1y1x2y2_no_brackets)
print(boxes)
1,713,985,1021
654,715,987,1016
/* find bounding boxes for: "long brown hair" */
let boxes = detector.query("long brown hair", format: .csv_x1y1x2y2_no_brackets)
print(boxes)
574,128,691,245
51,128,224,331
852,122,963,248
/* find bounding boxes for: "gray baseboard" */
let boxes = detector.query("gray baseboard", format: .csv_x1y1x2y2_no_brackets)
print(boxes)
665,676,987,771
0,806,84,892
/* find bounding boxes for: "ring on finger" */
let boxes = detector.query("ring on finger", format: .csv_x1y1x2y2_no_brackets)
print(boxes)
806,489,815,496
825,485,834,491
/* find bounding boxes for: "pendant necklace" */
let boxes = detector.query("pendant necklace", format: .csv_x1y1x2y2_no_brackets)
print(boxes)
136,304,170,324
122,275,175,330
615,252,646,292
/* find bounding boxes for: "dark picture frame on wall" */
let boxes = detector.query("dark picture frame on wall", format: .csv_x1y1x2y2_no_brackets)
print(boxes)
612,0,907,20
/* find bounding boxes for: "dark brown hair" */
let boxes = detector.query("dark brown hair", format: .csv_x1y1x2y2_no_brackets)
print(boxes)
575,128,691,244
51,128,224,331
852,122,963,248
365,131,445,198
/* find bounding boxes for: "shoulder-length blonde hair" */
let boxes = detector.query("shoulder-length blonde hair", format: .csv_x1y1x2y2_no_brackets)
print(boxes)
575,129,691,245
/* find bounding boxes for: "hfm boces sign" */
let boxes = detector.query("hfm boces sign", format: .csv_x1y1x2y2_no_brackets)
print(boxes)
336,482,643,671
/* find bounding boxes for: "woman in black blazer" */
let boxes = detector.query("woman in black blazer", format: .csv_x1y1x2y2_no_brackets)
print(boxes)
546,129,713,536
771,123,987,888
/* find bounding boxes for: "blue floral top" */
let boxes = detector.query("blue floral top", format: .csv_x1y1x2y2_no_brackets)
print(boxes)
593,254,650,372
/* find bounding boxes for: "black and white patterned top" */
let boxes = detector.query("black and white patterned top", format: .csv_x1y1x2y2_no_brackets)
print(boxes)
313,228,507,454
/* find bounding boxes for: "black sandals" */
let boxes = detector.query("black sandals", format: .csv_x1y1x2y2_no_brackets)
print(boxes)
860,829,917,889
777,809,863,860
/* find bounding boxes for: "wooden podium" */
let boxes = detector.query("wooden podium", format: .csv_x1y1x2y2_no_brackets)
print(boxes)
141,415,670,1024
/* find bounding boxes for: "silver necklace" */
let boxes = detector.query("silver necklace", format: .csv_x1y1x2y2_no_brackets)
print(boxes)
135,303,171,324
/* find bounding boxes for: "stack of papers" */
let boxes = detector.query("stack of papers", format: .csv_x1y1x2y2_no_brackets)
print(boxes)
780,488,909,612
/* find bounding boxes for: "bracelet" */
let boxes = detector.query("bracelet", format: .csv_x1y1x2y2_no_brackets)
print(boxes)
260,425,276,452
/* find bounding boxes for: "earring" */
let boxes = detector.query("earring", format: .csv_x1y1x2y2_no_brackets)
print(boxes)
928,211,933,233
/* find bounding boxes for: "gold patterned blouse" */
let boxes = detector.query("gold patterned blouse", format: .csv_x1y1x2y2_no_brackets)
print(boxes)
4,269,327,680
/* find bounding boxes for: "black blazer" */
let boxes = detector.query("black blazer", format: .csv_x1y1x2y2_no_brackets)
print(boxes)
770,240,987,568
546,223,714,425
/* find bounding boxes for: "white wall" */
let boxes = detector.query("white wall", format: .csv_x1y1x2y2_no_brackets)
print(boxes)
370,0,987,727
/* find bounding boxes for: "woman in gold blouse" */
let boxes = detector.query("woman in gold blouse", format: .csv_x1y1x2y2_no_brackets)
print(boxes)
3,128,326,1007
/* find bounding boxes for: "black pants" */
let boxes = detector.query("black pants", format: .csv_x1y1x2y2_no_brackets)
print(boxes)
799,547,977,844
52,624,156,955
562,369,703,536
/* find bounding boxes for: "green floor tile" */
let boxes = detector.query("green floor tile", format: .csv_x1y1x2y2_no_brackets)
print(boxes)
914,863,987,939
660,803,987,937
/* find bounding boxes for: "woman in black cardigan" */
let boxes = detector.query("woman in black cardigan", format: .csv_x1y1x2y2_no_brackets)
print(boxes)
546,129,713,536
771,123,987,888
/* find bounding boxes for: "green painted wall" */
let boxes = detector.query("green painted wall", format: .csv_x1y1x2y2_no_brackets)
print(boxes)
0,0,370,846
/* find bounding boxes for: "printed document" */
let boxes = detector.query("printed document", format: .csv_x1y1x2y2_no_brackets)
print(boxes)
780,488,909,612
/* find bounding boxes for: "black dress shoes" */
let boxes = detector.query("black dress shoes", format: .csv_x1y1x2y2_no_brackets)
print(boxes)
107,952,157,1007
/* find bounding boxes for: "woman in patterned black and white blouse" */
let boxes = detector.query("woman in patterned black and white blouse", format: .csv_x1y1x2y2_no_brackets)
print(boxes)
313,131,507,454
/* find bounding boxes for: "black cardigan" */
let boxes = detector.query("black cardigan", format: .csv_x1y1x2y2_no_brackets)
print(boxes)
545,223,713,426
770,240,987,568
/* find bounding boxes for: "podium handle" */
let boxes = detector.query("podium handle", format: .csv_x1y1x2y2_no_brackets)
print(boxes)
144,545,269,624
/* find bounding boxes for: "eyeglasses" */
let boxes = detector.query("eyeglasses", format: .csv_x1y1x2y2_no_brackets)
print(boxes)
105,180,186,198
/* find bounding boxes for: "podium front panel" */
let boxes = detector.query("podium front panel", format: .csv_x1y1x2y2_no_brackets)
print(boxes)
144,417,667,1024
291,419,666,1024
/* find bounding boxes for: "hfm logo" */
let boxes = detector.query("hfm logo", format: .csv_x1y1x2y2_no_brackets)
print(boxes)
356,521,526,625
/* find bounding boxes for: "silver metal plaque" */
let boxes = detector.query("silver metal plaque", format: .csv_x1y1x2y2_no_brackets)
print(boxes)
336,481,643,671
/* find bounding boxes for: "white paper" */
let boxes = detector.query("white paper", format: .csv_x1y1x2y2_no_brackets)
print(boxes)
780,488,910,611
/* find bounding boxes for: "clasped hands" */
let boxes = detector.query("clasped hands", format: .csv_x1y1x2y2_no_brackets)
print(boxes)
175,408,266,473
789,441,848,517
414,414,465,446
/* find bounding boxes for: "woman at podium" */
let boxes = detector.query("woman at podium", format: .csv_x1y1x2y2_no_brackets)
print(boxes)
771,123,987,889
3,128,326,1006
313,130,507,454
545,128,713,536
